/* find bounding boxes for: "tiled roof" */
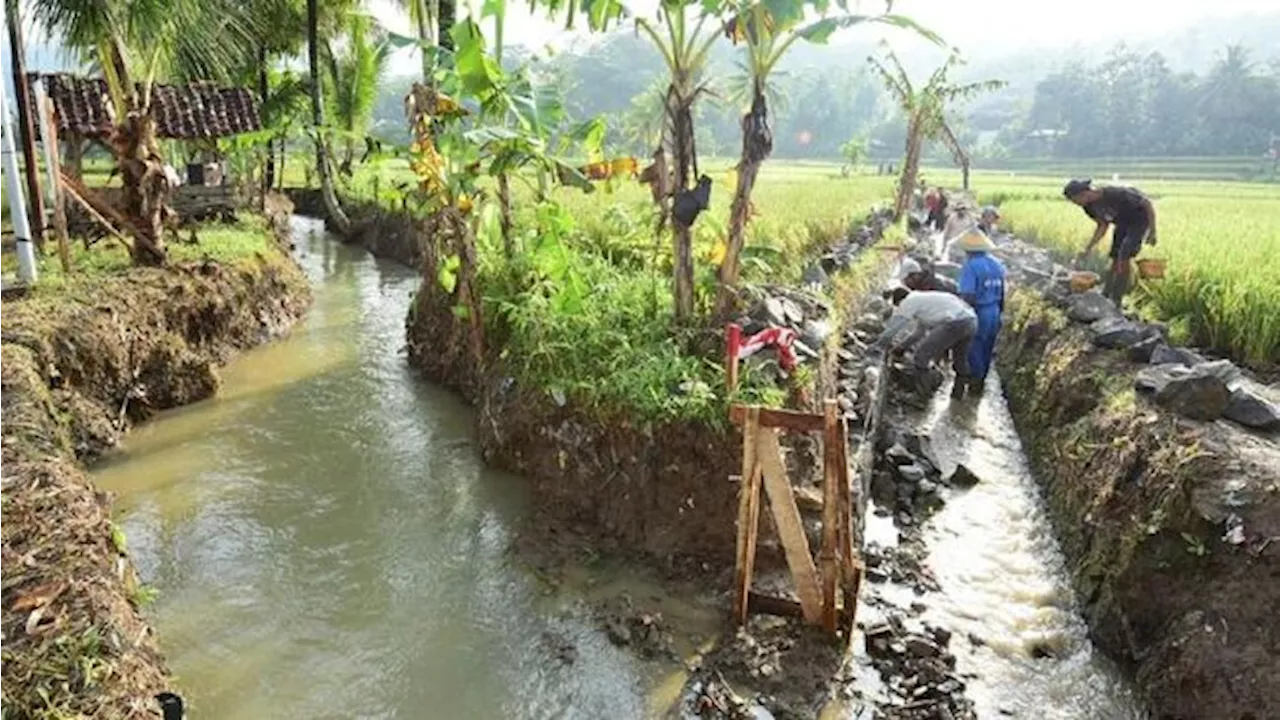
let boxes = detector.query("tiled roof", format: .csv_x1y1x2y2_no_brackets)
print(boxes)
30,73,262,140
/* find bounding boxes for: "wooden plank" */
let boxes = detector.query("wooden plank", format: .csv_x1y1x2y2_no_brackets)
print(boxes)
733,407,763,625
58,171,134,255
728,404,825,432
757,428,824,624
821,399,841,633
39,96,71,273
747,592,805,619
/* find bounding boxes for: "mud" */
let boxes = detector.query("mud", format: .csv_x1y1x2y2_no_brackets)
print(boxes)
1,210,309,719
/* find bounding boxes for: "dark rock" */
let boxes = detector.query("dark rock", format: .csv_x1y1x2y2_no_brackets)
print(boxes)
929,626,953,646
1090,317,1144,349
1223,389,1280,430
802,262,828,287
897,464,926,483
905,636,941,659
605,617,631,646
792,340,819,360
1141,363,1228,420
947,464,981,488
763,297,788,326
885,443,914,466
903,433,941,471
1151,343,1205,367
1194,359,1240,386
917,479,939,496
1067,292,1116,323
801,319,831,349
1127,335,1162,363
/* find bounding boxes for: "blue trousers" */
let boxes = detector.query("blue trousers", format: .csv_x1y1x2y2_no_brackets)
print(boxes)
967,304,1002,380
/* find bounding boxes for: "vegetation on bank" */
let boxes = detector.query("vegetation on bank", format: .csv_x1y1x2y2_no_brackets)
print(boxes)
3,216,284,294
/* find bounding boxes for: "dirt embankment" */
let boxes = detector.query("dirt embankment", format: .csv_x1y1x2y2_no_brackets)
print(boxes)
287,189,424,268
997,289,1280,719
1,210,310,719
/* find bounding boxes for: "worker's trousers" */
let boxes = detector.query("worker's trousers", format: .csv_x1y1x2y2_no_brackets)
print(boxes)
966,304,1002,380
913,316,977,377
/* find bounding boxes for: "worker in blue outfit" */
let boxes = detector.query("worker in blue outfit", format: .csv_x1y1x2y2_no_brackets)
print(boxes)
955,229,1006,398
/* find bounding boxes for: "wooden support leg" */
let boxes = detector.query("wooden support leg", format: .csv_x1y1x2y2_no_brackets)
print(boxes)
757,428,824,624
821,399,841,633
733,407,763,625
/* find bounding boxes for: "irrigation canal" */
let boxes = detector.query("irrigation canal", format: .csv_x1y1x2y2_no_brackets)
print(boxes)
95,216,1143,718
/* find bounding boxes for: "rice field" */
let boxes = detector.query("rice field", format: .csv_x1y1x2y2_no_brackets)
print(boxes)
960,173,1280,366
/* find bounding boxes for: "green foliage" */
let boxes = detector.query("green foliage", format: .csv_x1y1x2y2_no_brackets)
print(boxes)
475,201,786,423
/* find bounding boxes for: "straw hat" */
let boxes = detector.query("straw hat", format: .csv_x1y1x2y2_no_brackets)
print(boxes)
955,229,996,253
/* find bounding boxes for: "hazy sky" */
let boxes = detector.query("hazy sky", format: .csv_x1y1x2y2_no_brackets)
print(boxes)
369,0,1280,74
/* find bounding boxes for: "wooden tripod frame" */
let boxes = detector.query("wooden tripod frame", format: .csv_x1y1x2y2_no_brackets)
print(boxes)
729,400,862,637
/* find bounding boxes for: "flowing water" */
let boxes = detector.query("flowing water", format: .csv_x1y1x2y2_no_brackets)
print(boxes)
94,217,713,719
95,218,1141,718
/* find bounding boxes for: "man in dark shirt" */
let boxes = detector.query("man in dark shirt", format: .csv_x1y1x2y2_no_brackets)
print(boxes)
1063,178,1158,304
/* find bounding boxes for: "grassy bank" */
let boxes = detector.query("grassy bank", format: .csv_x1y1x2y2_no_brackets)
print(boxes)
326,161,897,425
1,215,309,719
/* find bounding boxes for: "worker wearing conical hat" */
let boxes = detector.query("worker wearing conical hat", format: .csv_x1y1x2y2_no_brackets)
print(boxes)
955,229,1005,399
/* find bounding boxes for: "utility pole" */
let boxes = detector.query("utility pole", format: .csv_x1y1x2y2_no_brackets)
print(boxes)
5,0,47,245
2,29,39,284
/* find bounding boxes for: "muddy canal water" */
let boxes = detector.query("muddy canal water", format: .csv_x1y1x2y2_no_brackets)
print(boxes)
94,218,711,718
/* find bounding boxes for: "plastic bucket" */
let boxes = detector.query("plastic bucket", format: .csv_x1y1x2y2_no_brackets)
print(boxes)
1136,258,1166,280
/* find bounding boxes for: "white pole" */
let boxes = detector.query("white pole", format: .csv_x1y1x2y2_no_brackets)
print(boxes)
2,41,39,284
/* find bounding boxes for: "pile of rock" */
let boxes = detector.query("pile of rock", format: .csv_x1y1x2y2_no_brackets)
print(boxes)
862,612,976,720
1052,290,1280,430
989,231,1280,432
864,540,939,596
871,427,983,524
733,285,834,380
597,594,677,662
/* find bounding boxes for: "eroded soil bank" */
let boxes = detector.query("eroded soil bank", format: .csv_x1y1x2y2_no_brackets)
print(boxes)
1,209,310,719
998,289,1280,719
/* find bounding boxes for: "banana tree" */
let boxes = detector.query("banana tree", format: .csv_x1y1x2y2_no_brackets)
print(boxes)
31,0,261,264
715,1,940,314
867,48,1004,219
634,0,723,321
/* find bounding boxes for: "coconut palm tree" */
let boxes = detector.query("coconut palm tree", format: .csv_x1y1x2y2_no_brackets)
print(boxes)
323,12,392,175
30,0,262,264
308,0,350,233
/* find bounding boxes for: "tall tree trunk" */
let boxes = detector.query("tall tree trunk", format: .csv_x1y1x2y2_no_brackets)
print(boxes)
118,112,169,265
416,0,433,80
894,114,923,220
7,0,46,246
669,84,696,321
308,0,350,234
259,45,275,191
438,0,455,50
717,86,772,316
